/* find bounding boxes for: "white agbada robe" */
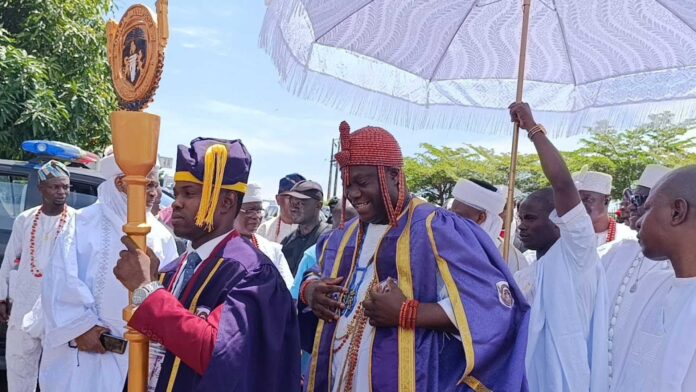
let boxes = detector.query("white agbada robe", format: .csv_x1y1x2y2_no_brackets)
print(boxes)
595,222,635,248
256,215,296,243
0,205,74,392
611,275,696,391
40,178,178,392
514,203,609,392
599,238,675,390
254,233,295,289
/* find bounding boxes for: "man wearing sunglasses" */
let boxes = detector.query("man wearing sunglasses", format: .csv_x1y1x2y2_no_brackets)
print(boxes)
610,165,696,391
281,180,331,275
599,164,673,390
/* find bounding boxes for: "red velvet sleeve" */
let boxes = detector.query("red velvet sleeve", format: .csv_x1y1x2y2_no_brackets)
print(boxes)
128,289,223,375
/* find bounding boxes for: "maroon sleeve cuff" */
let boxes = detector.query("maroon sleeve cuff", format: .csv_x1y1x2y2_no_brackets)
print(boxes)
129,289,223,375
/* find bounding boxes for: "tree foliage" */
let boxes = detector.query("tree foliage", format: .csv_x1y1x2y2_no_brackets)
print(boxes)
405,113,696,204
0,0,116,159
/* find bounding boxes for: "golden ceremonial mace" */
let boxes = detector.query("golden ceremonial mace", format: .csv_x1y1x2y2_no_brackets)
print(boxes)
106,1,168,390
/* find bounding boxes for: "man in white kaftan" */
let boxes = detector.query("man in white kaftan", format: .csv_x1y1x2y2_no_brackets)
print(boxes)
573,169,635,247
234,183,294,289
598,164,673,390
449,178,529,273
609,165,696,391
509,102,608,392
39,154,177,392
0,161,74,392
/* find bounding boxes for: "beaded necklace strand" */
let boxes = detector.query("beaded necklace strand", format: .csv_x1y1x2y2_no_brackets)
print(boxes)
606,217,617,243
608,252,644,383
29,205,69,278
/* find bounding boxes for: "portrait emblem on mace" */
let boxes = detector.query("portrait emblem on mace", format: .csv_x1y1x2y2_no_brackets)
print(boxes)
107,0,168,111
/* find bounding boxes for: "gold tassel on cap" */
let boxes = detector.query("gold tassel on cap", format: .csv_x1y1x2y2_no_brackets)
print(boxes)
195,144,228,231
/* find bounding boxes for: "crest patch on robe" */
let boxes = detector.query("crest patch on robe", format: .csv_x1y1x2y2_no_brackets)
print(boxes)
497,281,514,308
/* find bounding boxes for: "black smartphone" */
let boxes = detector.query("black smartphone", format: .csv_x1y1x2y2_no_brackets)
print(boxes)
100,333,128,355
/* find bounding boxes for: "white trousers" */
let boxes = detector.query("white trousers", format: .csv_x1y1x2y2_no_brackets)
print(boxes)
5,325,41,392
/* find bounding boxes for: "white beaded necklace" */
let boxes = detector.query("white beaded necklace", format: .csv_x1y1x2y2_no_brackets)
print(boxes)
608,252,644,383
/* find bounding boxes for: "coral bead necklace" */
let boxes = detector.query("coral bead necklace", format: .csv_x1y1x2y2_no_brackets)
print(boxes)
29,206,69,278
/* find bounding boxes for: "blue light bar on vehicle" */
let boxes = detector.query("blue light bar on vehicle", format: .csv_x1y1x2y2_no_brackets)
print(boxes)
22,140,99,164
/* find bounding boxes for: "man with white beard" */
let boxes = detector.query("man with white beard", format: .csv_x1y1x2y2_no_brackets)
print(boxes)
39,154,177,392
449,178,528,273
598,164,672,390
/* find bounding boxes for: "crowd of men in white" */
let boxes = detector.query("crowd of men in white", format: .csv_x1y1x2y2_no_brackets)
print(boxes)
1,144,694,391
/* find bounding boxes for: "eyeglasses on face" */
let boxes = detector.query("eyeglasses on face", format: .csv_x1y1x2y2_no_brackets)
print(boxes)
239,208,265,216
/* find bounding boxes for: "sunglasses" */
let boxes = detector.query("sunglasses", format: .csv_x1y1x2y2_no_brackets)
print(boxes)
626,189,647,207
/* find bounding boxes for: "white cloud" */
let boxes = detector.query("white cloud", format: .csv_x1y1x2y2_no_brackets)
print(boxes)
171,27,228,55
205,100,268,117
202,99,338,130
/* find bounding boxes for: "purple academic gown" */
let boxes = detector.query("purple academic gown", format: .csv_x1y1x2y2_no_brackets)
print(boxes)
151,233,301,391
302,199,530,392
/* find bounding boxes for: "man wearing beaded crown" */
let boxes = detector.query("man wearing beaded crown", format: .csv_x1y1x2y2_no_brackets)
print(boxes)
608,165,696,391
573,169,635,247
509,102,608,392
598,163,672,390
0,160,74,392
300,121,530,391
40,154,177,392
113,137,300,391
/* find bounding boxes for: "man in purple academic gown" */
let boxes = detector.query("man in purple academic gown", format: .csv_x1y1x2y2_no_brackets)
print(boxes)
114,137,300,391
298,123,530,392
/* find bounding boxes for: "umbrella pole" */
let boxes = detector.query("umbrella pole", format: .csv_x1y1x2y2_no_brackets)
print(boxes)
503,0,532,261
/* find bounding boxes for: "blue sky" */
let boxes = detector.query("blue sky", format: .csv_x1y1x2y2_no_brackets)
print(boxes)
110,1,680,199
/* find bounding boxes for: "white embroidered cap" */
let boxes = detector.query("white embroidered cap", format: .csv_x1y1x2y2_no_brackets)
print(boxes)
97,154,124,179
637,164,671,189
452,179,506,214
242,183,263,204
573,170,612,195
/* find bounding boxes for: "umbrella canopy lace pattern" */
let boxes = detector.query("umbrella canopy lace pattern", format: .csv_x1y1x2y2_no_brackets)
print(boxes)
261,0,696,135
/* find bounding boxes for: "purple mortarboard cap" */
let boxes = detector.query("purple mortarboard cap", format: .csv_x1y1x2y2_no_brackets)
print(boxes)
175,137,252,230
176,137,251,188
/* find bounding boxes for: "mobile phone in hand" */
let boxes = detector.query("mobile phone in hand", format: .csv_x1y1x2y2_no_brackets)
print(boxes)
100,333,128,355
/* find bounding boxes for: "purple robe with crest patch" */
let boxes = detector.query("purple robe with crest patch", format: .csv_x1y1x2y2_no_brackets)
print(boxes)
301,199,530,391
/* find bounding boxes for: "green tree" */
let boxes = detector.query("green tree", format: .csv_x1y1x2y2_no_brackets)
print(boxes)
404,112,696,204
0,0,116,159
566,113,696,198
404,144,468,205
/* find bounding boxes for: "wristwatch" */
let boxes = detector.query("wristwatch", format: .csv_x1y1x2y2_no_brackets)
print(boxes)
132,281,164,306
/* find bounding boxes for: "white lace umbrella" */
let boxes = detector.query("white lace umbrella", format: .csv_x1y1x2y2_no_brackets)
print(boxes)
261,0,696,135
260,0,696,258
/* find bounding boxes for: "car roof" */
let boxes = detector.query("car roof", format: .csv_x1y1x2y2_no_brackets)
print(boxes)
0,158,105,179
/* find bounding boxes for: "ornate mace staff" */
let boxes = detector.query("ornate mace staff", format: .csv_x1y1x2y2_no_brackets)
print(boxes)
106,1,168,390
